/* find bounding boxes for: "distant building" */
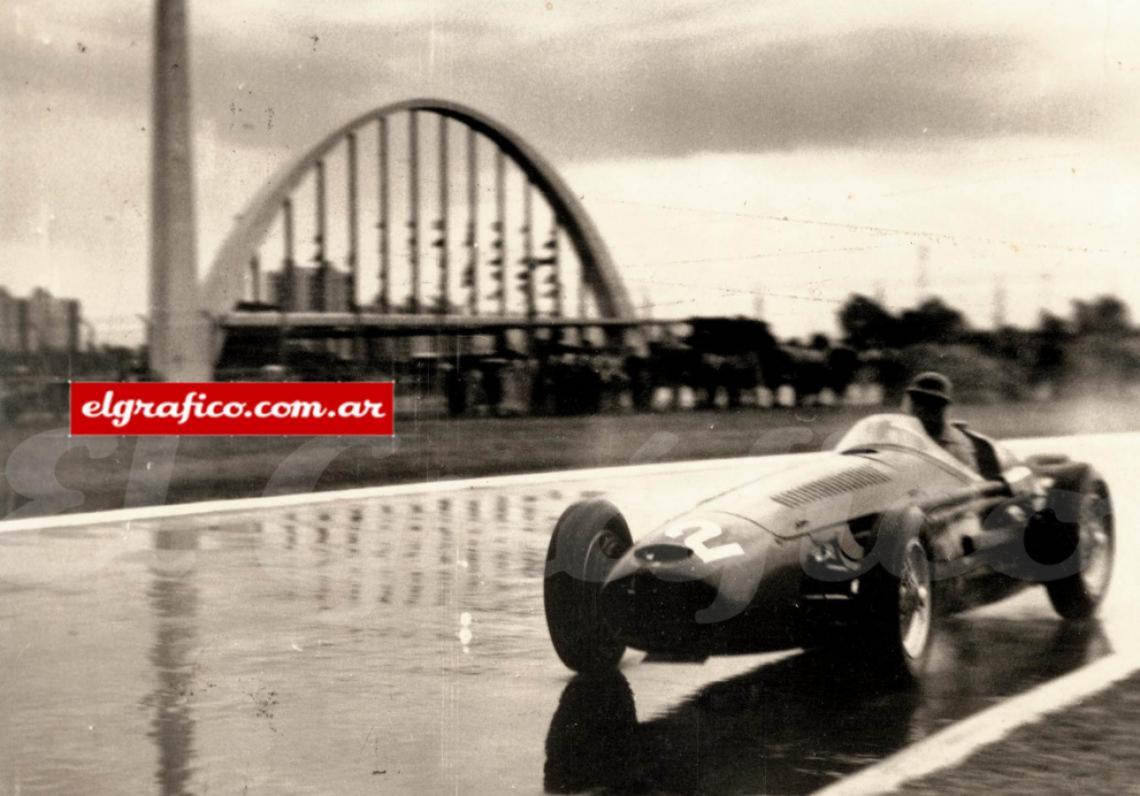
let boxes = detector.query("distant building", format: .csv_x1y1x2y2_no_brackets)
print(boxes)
0,287,82,353
0,288,21,351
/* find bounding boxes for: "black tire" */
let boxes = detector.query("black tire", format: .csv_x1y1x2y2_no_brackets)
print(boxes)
860,513,935,682
1039,473,1114,620
544,499,632,673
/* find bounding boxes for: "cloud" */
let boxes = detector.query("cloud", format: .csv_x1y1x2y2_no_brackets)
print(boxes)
0,4,1115,162
187,21,1112,162
0,4,148,112
495,27,1105,160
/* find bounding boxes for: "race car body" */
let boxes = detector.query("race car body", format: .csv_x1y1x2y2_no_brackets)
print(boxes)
544,414,1114,678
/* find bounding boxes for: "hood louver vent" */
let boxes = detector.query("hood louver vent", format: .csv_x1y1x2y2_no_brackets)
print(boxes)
770,466,891,508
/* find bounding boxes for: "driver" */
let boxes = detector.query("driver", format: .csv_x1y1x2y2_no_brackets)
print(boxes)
902,371,979,473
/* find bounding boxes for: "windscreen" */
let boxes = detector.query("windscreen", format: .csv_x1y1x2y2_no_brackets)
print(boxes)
834,413,941,455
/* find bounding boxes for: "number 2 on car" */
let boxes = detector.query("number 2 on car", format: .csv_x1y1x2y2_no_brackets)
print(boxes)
664,519,745,563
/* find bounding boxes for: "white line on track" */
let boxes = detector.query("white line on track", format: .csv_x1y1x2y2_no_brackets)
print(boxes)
812,649,1140,795
1,429,1129,535
0,451,814,534
2,428,1130,533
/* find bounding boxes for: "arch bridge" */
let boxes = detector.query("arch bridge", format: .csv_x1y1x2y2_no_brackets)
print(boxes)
200,98,640,377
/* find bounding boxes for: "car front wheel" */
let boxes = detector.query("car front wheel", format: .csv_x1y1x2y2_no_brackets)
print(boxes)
544,499,632,673
861,517,935,682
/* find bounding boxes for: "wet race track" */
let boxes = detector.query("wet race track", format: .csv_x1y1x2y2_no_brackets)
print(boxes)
1,434,1137,794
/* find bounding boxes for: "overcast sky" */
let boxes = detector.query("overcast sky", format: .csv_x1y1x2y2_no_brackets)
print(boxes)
3,1,1139,343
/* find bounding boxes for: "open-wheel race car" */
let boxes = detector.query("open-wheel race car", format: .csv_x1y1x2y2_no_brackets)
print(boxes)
544,414,1114,679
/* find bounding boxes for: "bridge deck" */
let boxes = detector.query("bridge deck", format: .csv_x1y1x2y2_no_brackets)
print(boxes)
220,311,647,336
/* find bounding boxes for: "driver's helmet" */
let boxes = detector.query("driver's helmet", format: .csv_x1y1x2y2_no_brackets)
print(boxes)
905,371,953,405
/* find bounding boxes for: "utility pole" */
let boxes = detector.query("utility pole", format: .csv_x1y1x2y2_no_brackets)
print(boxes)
993,277,1007,328
915,244,929,302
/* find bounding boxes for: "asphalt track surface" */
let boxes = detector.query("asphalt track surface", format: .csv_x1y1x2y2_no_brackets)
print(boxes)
1,433,1136,794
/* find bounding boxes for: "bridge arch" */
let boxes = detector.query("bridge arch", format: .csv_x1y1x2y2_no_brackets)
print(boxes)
201,97,634,321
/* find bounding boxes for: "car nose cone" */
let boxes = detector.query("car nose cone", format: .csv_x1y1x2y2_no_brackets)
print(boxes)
634,543,694,565
600,568,719,651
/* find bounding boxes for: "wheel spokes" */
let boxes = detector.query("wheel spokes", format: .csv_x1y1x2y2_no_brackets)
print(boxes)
898,544,931,659
1078,497,1112,597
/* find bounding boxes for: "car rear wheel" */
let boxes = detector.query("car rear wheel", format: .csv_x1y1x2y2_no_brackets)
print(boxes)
544,500,632,673
1043,477,1114,620
862,522,935,682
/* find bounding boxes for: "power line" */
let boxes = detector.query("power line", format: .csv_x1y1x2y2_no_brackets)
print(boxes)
621,243,904,269
591,195,1127,256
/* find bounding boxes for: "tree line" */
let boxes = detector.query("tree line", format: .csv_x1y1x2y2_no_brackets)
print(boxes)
835,293,1139,402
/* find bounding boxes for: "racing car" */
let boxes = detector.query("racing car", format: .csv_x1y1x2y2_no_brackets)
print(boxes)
543,413,1114,679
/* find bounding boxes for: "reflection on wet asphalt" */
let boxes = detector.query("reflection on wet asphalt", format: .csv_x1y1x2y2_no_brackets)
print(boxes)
545,620,1108,794
0,437,1134,794
147,530,199,796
